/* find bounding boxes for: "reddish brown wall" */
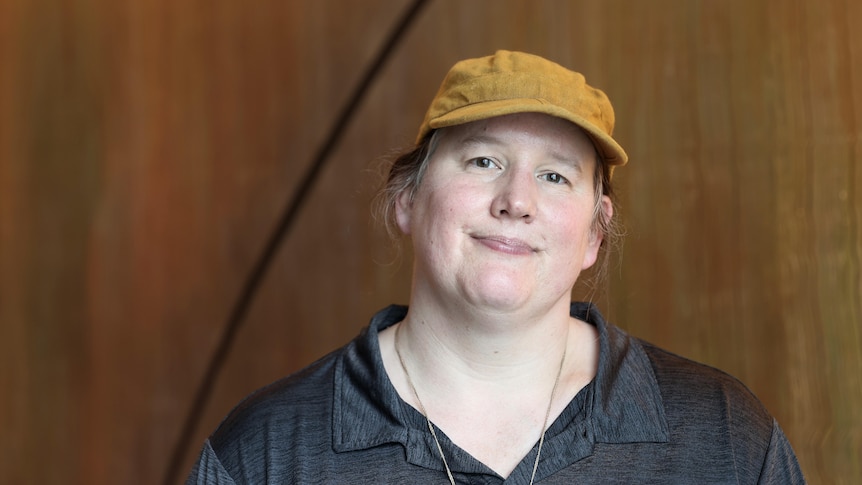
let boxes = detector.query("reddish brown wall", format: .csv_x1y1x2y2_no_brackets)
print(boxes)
1,0,859,483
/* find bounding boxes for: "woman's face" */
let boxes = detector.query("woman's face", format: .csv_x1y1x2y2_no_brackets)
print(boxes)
396,112,611,314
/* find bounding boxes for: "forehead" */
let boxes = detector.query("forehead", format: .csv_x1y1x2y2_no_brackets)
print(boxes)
438,112,597,160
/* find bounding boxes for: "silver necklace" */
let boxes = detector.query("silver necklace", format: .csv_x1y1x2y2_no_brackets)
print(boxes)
394,323,567,485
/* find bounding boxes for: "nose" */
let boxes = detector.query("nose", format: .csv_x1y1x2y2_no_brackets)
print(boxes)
491,170,537,221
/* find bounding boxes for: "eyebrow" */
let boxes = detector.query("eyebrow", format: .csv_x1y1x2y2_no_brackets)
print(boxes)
459,134,502,147
456,133,585,170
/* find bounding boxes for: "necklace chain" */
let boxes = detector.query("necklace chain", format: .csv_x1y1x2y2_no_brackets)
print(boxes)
394,323,567,485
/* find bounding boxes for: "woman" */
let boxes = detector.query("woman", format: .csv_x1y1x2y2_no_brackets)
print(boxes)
187,50,804,484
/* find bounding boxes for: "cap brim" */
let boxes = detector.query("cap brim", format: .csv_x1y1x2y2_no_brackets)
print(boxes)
425,99,628,166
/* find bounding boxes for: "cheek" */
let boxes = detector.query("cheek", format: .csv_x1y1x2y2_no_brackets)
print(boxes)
421,180,471,221
396,186,449,238
554,208,598,267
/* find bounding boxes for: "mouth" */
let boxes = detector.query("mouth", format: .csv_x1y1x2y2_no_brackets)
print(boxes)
473,235,537,255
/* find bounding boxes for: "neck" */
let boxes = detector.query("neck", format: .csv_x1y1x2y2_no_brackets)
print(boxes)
396,297,575,388
392,315,570,482
380,300,599,479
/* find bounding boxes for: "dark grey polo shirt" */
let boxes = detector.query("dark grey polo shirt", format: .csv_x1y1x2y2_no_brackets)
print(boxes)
187,303,805,484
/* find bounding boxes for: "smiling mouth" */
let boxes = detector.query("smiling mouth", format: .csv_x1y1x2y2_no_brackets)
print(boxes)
474,235,537,255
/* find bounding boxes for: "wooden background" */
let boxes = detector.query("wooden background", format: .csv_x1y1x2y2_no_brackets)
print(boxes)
1,0,859,483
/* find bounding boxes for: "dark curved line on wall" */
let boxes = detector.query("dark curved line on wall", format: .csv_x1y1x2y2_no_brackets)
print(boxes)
162,1,431,483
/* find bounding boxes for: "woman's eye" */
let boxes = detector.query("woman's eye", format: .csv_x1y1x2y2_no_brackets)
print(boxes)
471,157,498,169
541,172,569,185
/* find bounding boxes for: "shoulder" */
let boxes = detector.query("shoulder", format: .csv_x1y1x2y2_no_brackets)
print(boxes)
195,308,405,483
578,303,774,436
208,347,343,461
188,344,353,484
640,339,770,422
576,304,804,481
639,340,807,482
639,339,781,474
205,306,405,459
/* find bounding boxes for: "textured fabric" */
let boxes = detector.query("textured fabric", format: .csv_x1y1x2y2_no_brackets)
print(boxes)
186,303,805,484
416,50,627,167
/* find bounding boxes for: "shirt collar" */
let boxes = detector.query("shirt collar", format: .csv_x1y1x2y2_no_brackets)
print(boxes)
571,302,669,444
332,303,669,466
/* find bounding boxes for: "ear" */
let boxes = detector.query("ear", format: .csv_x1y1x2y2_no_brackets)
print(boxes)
394,189,413,235
581,195,613,270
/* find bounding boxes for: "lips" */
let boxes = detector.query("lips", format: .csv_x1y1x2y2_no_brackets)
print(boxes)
474,235,537,255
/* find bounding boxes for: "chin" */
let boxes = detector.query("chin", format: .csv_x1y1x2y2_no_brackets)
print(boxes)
465,280,533,312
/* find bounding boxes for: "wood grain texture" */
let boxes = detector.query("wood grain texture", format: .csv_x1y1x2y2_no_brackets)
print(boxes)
1,0,858,483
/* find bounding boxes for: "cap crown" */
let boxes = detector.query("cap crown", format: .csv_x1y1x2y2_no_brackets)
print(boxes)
417,50,628,167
